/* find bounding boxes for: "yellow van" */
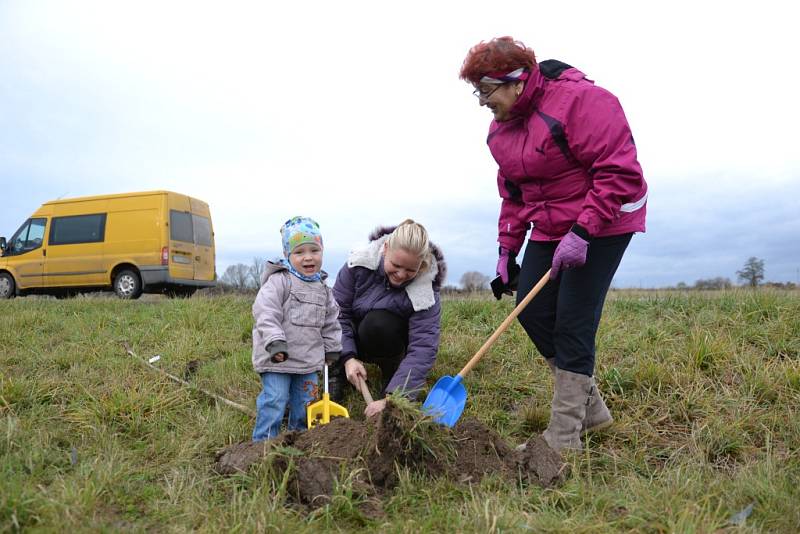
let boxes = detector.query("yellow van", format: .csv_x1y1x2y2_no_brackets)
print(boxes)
0,191,216,299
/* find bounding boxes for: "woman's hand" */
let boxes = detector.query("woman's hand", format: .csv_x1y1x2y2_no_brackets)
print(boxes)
496,247,519,286
344,358,367,385
364,399,387,418
550,229,589,280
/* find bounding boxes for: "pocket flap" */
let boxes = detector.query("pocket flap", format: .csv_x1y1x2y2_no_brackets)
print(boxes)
291,290,326,306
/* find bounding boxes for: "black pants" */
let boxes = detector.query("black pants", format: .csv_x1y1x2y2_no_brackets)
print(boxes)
332,309,408,399
516,233,632,376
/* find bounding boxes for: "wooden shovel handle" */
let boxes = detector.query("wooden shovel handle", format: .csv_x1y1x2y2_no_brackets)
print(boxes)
458,269,551,379
356,375,374,404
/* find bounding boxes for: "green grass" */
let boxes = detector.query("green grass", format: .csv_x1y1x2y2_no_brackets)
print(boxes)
2,289,799,532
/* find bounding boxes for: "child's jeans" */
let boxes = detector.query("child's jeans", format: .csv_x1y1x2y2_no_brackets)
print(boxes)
252,371,318,442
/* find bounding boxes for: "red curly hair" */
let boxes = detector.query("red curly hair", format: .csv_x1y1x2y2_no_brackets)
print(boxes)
459,36,537,84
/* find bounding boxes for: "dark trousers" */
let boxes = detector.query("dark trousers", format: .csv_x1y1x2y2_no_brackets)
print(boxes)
331,309,408,399
356,309,408,395
516,233,632,376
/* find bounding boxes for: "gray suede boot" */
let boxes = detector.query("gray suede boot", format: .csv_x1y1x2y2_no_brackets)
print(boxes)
542,368,593,452
583,378,613,435
544,358,612,436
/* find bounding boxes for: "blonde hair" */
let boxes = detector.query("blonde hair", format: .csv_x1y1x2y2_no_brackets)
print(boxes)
386,219,432,273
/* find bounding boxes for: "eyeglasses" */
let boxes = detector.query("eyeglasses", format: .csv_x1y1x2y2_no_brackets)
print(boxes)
472,84,503,100
472,83,503,101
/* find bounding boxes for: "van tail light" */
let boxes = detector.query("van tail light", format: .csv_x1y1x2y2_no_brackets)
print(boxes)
161,247,169,265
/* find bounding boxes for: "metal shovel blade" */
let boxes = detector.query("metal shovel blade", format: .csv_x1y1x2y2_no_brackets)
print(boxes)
422,375,466,427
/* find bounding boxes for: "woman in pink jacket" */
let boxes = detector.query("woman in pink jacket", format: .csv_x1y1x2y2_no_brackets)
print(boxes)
460,37,648,452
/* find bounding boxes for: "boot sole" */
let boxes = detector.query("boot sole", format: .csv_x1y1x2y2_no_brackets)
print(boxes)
515,419,613,452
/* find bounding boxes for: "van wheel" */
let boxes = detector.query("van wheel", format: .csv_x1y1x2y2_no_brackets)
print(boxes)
114,269,142,299
0,273,16,299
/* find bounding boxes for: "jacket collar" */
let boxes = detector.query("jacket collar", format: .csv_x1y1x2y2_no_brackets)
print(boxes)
507,67,547,119
347,235,439,311
261,260,328,286
506,64,587,120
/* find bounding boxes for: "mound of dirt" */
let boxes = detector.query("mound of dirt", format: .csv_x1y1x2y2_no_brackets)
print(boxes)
214,401,567,509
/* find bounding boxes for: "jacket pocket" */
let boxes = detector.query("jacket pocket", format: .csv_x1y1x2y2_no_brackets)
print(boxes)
289,290,326,327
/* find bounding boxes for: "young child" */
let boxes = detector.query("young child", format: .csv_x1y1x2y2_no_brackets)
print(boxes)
251,216,342,441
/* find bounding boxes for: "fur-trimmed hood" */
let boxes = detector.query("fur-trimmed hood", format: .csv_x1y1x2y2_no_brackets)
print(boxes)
365,225,447,289
347,226,447,311
346,225,447,312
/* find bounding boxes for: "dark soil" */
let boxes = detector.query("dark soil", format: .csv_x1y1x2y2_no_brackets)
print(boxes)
214,401,567,511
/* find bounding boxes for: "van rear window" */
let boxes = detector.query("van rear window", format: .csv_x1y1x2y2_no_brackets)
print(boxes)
49,213,107,245
170,210,193,243
192,215,212,247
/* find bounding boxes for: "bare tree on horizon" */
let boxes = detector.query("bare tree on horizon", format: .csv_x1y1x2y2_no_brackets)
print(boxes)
249,257,266,288
460,271,491,292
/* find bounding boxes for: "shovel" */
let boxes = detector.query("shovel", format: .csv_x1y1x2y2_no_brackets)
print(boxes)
423,269,551,427
356,375,374,404
307,363,349,428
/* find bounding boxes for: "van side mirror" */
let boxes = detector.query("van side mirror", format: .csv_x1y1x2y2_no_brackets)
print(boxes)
0,237,6,251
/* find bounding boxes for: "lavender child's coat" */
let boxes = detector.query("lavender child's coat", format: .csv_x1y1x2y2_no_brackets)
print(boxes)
252,262,342,375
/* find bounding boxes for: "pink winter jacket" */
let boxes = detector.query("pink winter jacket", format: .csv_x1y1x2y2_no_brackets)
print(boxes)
488,60,648,252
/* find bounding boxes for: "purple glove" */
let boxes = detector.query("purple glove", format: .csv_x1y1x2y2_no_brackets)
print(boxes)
551,228,589,280
496,247,519,285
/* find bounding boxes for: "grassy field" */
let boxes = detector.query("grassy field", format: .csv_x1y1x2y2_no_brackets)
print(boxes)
2,290,799,532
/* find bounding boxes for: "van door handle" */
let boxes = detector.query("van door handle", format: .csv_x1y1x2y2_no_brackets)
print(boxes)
43,249,46,257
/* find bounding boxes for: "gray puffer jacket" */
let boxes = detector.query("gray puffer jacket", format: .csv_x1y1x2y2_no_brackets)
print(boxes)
252,261,342,375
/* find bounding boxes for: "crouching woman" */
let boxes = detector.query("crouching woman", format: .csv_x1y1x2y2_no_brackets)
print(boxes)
330,219,446,417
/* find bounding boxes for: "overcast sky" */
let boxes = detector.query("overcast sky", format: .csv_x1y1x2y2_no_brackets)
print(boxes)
1,0,798,288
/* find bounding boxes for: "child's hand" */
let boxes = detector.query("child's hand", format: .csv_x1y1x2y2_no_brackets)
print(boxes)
324,351,341,366
265,341,288,363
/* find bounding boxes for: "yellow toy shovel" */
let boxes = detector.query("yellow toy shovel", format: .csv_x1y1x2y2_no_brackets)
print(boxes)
307,363,349,428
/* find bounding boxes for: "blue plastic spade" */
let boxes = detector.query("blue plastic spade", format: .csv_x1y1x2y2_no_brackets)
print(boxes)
423,270,551,427
422,375,467,426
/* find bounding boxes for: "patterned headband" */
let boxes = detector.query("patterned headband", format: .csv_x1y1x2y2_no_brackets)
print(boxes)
480,67,530,84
